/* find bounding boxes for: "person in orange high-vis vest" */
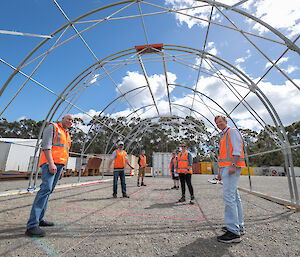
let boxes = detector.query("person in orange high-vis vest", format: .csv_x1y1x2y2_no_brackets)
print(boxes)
170,151,179,190
109,141,134,198
215,115,245,244
26,114,74,238
137,149,148,187
176,143,194,203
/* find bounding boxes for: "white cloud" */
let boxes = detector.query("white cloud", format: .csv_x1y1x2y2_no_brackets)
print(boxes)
165,0,300,38
73,109,101,124
164,0,233,28
236,118,261,131
265,57,289,69
89,74,100,84
283,65,300,74
248,0,300,37
17,116,26,121
117,71,177,107
235,49,251,64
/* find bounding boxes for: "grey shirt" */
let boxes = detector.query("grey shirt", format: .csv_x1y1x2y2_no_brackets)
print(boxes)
41,124,55,150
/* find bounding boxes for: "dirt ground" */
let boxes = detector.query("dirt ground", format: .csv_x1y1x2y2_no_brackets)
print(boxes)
0,175,299,257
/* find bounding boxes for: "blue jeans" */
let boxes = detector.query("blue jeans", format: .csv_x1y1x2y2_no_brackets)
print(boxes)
113,169,126,196
220,166,244,235
27,163,64,229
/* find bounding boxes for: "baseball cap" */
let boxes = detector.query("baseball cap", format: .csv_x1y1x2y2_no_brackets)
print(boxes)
118,141,124,145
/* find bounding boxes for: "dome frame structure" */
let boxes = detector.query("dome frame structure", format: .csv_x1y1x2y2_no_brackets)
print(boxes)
0,0,299,207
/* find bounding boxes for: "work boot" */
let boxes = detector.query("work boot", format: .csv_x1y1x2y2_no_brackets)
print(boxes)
25,226,45,237
141,182,146,186
39,220,54,227
178,196,185,202
137,182,140,187
113,194,117,198
171,186,176,189
123,194,130,198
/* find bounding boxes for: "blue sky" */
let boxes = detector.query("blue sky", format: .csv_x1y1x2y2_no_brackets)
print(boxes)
0,0,299,133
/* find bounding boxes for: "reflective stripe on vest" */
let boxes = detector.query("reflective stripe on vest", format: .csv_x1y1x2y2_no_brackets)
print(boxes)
114,149,126,169
139,155,147,168
218,128,246,167
177,151,192,174
39,123,71,166
170,156,178,171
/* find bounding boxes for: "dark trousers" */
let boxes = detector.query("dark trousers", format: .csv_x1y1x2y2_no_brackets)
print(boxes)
179,173,194,197
113,170,126,196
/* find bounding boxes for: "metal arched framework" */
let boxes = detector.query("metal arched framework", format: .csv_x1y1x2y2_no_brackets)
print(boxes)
0,1,299,206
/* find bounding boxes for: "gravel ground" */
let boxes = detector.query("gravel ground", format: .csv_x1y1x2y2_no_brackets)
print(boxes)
0,175,299,257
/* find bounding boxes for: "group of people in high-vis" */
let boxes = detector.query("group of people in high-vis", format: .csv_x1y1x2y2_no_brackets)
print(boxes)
25,113,246,244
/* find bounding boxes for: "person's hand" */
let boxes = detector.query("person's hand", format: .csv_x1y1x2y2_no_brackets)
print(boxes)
59,170,64,180
49,163,57,174
228,165,236,175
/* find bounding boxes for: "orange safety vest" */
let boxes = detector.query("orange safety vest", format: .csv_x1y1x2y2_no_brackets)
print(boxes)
169,155,177,171
39,123,71,167
114,149,127,169
218,127,246,167
177,151,192,174
139,155,147,168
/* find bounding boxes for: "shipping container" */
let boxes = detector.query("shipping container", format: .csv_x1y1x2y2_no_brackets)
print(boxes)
192,163,201,174
0,138,38,172
152,152,172,176
241,167,254,176
201,162,213,174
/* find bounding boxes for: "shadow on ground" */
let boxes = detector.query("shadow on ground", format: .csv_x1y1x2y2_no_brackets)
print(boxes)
172,236,231,257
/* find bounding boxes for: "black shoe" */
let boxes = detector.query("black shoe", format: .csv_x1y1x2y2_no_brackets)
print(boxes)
141,182,146,186
25,226,45,237
176,186,179,190
178,196,185,202
191,195,195,200
190,200,194,205
113,194,117,198
137,182,140,187
171,186,176,189
123,194,130,198
217,231,241,243
221,226,245,236
39,220,54,227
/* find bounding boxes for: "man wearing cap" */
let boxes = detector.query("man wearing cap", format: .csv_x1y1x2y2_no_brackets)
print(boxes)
25,114,74,237
137,149,148,187
215,115,245,243
176,143,194,203
109,141,134,198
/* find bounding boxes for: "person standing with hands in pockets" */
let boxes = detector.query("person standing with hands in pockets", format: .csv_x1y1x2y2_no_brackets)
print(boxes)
25,114,74,237
215,115,245,243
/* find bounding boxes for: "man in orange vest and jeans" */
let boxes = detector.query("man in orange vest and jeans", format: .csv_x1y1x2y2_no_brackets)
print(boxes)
109,141,134,198
177,143,194,204
25,114,74,237
215,115,245,243
137,149,147,187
